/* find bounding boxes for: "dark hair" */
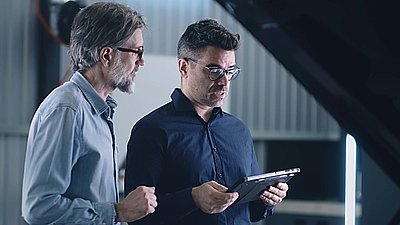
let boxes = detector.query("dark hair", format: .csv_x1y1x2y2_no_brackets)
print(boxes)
177,19,240,59
69,2,146,72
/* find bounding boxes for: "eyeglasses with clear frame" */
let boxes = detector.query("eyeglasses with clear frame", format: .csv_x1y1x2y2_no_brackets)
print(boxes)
185,57,240,81
116,46,144,61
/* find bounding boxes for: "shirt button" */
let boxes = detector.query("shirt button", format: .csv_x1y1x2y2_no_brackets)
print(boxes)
213,147,217,152
218,173,223,178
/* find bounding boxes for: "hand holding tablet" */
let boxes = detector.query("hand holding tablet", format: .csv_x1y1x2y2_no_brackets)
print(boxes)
228,168,300,204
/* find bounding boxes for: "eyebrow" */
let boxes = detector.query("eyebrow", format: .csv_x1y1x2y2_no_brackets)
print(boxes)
205,63,222,68
205,63,237,69
205,63,236,70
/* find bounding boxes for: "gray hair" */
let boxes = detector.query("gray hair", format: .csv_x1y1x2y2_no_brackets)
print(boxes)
69,2,146,72
177,19,240,59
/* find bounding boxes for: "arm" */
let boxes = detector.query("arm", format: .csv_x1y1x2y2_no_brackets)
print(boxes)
22,106,116,224
125,122,199,225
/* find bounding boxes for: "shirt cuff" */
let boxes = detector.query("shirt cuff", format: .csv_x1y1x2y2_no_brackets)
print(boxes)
93,202,116,225
173,187,197,210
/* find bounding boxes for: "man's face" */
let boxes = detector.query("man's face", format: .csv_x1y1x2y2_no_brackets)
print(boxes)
109,28,144,94
184,46,236,108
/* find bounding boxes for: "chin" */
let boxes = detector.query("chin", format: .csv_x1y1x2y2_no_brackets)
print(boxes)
210,100,224,108
118,83,135,94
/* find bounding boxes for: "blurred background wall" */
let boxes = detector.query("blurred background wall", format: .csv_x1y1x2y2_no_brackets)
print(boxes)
0,0,38,224
0,0,398,225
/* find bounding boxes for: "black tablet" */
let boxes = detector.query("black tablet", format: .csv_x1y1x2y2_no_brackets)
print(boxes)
228,167,300,204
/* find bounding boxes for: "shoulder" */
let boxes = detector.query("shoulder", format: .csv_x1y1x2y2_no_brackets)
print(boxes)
37,82,84,117
129,102,171,134
217,111,252,135
128,102,175,144
222,111,247,126
137,102,174,125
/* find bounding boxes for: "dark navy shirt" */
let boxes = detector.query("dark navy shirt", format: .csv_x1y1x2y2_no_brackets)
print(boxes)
125,88,272,225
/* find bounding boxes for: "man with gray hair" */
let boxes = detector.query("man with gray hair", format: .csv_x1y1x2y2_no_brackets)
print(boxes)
22,2,157,224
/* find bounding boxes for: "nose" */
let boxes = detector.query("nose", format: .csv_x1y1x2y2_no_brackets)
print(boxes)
217,73,229,85
136,56,144,66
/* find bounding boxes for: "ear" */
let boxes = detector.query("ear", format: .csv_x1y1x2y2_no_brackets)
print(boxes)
178,58,189,79
99,47,114,67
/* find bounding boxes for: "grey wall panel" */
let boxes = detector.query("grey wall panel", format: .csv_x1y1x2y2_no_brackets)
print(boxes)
0,136,28,225
0,0,37,224
0,0,37,127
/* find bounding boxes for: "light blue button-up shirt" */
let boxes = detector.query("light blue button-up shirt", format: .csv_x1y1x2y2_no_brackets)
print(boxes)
22,72,119,224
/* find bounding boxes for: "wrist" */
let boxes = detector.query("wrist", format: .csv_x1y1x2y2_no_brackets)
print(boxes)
114,203,121,222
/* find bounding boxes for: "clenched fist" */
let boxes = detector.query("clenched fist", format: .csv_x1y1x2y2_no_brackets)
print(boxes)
116,186,158,222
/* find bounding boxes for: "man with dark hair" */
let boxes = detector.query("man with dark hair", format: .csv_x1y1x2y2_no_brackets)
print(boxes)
124,19,288,225
22,2,157,224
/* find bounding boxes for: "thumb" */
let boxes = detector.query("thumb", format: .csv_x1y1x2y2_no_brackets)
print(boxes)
208,180,228,192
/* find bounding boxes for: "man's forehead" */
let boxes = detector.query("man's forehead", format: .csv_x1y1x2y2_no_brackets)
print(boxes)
199,48,236,66
127,28,144,47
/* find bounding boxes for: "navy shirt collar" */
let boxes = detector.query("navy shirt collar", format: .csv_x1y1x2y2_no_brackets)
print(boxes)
171,88,223,117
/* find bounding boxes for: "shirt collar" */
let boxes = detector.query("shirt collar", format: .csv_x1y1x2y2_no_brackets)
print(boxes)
171,88,222,116
70,72,117,115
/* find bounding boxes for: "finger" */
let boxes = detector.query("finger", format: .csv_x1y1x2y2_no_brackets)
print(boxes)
144,186,156,193
232,192,239,201
148,198,158,207
208,181,237,201
208,181,228,192
218,192,238,205
268,186,286,198
136,185,155,194
146,191,157,200
276,182,289,191
150,199,158,208
212,192,236,205
217,192,239,204
262,190,282,203
260,194,277,206
148,205,156,214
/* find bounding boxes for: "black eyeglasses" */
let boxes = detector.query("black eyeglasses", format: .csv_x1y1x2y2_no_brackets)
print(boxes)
116,46,144,61
185,58,240,81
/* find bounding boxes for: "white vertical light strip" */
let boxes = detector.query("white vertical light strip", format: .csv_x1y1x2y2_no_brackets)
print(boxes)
345,134,357,225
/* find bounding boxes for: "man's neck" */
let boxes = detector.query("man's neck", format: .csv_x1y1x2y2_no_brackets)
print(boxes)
82,67,113,101
192,103,214,123
180,88,212,122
